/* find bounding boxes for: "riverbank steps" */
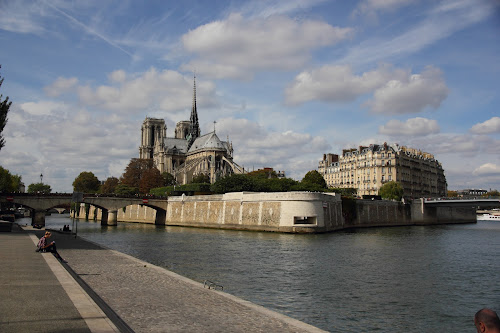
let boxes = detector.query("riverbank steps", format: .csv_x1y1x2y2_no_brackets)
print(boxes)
30,228,326,333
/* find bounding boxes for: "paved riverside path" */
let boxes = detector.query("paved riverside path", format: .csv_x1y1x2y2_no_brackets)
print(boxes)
0,224,118,333
40,228,327,333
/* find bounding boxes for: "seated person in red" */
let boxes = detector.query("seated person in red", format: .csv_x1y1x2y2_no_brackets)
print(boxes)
37,231,67,263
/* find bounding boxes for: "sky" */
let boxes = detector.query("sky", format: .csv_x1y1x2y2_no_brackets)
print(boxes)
0,0,499,193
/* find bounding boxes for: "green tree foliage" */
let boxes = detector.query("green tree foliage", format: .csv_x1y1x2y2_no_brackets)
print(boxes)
330,188,358,197
114,184,139,196
161,172,176,186
100,177,119,194
139,168,163,194
447,190,458,198
0,166,22,192
247,169,278,179
211,174,256,194
191,173,210,184
27,183,51,194
211,173,303,194
301,170,327,188
121,158,154,188
0,65,12,151
254,177,298,192
379,181,404,201
73,171,100,193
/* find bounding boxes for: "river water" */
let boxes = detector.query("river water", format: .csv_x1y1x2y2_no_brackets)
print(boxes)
24,215,500,332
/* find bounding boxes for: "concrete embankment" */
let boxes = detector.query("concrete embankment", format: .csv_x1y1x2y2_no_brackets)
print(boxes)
50,231,327,333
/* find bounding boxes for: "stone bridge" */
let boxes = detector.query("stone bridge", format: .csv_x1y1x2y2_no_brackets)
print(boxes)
84,197,168,226
411,198,500,224
0,194,168,226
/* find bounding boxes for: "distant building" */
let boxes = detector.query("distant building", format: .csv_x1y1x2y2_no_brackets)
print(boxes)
457,189,487,197
139,77,244,185
318,143,447,198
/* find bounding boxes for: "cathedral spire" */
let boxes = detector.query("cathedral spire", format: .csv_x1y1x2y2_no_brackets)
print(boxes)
188,74,200,149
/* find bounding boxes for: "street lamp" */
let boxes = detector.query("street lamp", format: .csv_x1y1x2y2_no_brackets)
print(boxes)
40,173,43,183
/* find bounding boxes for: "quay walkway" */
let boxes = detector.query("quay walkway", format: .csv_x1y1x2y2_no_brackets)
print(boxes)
1,224,326,333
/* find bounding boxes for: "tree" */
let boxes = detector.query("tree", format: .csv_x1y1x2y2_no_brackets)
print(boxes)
161,172,176,186
73,171,100,193
100,177,119,194
121,158,155,188
379,181,404,201
0,166,18,192
191,173,210,184
301,170,327,189
247,169,277,179
0,65,12,151
447,190,458,198
114,184,138,196
139,168,163,194
211,174,256,194
27,183,51,194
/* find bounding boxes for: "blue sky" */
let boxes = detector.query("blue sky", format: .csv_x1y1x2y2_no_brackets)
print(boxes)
0,0,499,192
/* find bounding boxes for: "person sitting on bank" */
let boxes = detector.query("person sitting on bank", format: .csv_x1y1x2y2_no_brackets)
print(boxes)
37,231,67,263
475,308,500,333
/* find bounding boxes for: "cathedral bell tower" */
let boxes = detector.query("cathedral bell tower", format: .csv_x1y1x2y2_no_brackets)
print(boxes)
139,117,166,159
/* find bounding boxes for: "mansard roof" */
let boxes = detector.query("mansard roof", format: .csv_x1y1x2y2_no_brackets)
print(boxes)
188,131,228,154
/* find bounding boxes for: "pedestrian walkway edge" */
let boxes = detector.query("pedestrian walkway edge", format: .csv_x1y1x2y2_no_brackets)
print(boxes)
28,234,123,333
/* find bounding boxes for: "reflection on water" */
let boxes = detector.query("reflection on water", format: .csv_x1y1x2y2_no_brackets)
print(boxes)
27,214,500,333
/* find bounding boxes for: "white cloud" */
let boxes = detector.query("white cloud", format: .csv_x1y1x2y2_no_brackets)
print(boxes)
379,117,440,136
367,66,448,114
343,0,496,66
214,117,330,179
108,70,126,83
285,64,407,105
45,68,218,114
0,0,50,34
239,0,328,19
473,163,500,176
470,117,500,134
44,77,78,97
2,101,139,192
181,13,352,79
352,0,416,18
285,64,447,114
20,100,68,116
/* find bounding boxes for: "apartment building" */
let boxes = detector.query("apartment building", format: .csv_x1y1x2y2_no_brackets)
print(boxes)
318,143,447,198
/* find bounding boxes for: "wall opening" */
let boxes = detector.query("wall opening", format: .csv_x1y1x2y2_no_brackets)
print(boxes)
293,216,317,225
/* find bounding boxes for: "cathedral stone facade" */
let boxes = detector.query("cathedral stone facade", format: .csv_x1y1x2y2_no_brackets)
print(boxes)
139,78,243,185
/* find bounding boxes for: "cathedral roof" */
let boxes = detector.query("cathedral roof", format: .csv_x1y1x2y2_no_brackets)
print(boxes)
163,138,189,154
188,131,228,154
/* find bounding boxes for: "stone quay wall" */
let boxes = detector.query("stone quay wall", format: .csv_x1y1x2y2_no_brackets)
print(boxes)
165,192,344,233
346,200,412,228
76,193,476,233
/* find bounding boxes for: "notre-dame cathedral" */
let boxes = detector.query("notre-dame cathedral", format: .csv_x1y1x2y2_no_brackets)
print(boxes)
139,77,244,184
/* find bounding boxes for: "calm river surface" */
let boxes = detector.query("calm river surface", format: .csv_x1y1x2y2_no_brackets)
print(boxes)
29,215,500,332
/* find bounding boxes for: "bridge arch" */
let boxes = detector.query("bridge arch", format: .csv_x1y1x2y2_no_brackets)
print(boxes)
82,197,168,226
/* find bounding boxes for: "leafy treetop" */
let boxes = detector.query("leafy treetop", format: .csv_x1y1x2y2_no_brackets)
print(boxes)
0,65,13,151
73,171,100,193
28,183,51,194
301,170,327,189
121,158,155,189
100,177,119,194
378,181,404,201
